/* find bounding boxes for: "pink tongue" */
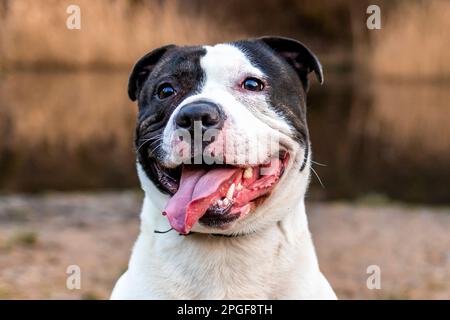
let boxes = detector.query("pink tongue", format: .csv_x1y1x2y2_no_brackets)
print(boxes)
163,166,241,234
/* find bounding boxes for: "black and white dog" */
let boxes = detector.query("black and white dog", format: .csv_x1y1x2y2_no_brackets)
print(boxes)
111,36,336,299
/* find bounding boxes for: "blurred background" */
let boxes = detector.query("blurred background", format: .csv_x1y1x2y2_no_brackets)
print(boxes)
0,0,449,299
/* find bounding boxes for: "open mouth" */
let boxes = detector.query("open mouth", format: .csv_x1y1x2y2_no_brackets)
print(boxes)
150,151,289,234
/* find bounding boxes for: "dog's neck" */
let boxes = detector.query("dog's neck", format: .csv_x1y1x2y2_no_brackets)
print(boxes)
130,192,319,299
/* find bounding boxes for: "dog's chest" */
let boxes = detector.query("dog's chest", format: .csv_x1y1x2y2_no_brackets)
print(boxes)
147,235,288,299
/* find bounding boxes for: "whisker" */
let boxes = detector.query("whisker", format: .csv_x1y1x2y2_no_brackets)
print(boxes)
136,134,163,153
139,133,163,141
310,166,325,189
136,140,151,153
148,142,162,155
311,160,327,167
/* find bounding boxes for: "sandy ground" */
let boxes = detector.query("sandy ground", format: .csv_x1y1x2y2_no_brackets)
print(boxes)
0,191,449,300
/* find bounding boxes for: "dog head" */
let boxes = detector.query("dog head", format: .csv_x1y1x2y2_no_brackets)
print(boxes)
129,36,323,235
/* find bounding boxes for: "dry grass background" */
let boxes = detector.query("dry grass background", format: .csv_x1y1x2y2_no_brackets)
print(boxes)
367,82,450,159
371,0,450,80
0,72,140,191
1,0,450,80
0,0,238,70
0,72,133,151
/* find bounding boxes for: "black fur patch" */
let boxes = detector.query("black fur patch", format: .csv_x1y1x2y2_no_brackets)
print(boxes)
130,46,207,192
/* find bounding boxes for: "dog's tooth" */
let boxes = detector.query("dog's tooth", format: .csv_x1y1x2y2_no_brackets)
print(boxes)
236,183,243,191
217,199,223,206
243,167,253,179
226,183,235,200
223,198,230,206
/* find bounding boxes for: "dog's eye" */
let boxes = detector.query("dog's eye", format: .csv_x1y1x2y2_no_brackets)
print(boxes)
157,83,176,99
242,77,264,91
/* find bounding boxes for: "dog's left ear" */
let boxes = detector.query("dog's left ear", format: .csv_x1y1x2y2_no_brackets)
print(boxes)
258,36,323,91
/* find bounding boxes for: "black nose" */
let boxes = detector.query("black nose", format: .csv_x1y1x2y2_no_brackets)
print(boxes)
175,101,224,132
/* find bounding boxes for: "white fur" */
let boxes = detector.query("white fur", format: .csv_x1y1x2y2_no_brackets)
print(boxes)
111,44,336,299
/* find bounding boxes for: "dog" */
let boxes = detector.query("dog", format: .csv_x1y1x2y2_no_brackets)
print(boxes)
110,36,337,299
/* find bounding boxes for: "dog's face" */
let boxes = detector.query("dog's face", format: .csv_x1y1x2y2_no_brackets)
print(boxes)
129,37,323,235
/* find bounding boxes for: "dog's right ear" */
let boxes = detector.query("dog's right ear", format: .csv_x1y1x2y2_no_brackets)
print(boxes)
128,45,176,101
257,36,323,91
